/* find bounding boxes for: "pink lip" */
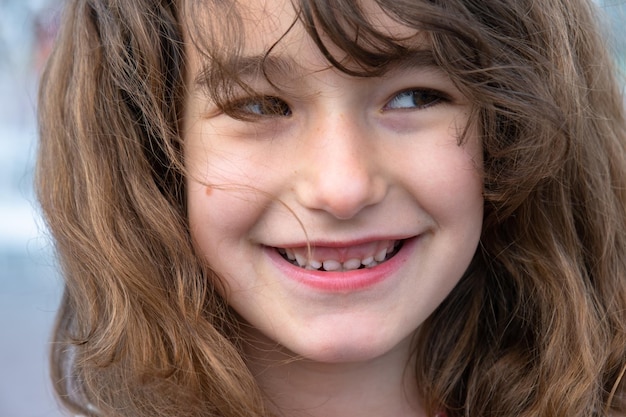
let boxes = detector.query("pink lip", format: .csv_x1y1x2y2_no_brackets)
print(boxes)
266,237,418,292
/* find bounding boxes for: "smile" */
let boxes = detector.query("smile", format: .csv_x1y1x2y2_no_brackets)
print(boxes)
276,240,404,272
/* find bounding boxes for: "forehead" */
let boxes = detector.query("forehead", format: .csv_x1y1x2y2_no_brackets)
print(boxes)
237,0,419,44
229,0,298,51
182,0,425,65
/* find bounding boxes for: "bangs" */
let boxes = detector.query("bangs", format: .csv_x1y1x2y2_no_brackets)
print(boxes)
182,0,487,113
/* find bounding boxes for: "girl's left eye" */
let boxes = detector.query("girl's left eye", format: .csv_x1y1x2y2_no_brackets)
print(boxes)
383,89,448,111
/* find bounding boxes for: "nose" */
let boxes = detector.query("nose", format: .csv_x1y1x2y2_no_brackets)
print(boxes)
294,112,388,219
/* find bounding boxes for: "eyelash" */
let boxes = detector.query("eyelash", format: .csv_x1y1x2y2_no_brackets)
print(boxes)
382,88,449,112
223,88,449,120
224,96,292,120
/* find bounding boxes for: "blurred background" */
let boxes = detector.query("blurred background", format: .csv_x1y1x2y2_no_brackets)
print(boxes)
0,1,624,416
1,0,64,416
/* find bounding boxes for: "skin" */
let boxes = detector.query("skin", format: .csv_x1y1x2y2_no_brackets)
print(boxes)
183,1,484,415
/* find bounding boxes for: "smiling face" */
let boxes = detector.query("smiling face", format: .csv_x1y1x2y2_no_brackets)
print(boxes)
183,0,484,364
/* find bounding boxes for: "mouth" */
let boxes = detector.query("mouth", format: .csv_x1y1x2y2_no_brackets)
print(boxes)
275,239,404,272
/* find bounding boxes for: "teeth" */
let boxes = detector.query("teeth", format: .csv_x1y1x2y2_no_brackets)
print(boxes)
295,252,307,268
322,260,342,271
343,258,362,271
278,240,402,271
308,259,322,269
364,260,379,268
374,248,388,262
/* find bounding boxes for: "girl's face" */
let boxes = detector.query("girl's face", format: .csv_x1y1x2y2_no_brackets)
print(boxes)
183,0,483,363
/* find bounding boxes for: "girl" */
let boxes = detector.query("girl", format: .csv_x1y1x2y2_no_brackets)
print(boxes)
36,0,626,416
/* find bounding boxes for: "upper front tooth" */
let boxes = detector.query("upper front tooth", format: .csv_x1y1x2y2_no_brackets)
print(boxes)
343,259,362,271
308,259,322,269
374,248,388,262
361,256,374,266
323,260,342,271
285,249,296,261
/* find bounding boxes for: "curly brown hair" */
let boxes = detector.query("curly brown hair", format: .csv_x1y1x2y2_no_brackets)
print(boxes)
37,0,626,416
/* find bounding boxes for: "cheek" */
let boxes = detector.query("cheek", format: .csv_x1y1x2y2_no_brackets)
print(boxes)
187,179,262,246
405,141,482,209
185,139,265,236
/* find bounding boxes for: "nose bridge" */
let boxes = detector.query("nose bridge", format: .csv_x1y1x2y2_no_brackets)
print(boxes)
295,110,387,219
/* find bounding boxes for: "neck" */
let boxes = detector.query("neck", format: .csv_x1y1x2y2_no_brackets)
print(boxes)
244,334,427,417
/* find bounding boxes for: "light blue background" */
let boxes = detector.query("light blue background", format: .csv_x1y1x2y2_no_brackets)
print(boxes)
0,1,623,416
1,1,64,416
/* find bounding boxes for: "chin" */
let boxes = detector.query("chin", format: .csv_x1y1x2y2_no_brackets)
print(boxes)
278,324,416,365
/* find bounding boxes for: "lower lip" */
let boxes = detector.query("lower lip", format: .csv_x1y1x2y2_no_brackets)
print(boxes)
266,237,418,292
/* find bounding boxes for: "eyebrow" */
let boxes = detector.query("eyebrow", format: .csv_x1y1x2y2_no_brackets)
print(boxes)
386,49,441,74
193,48,441,89
193,54,299,89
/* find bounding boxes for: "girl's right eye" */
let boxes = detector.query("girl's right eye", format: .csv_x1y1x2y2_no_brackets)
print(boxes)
228,96,292,118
